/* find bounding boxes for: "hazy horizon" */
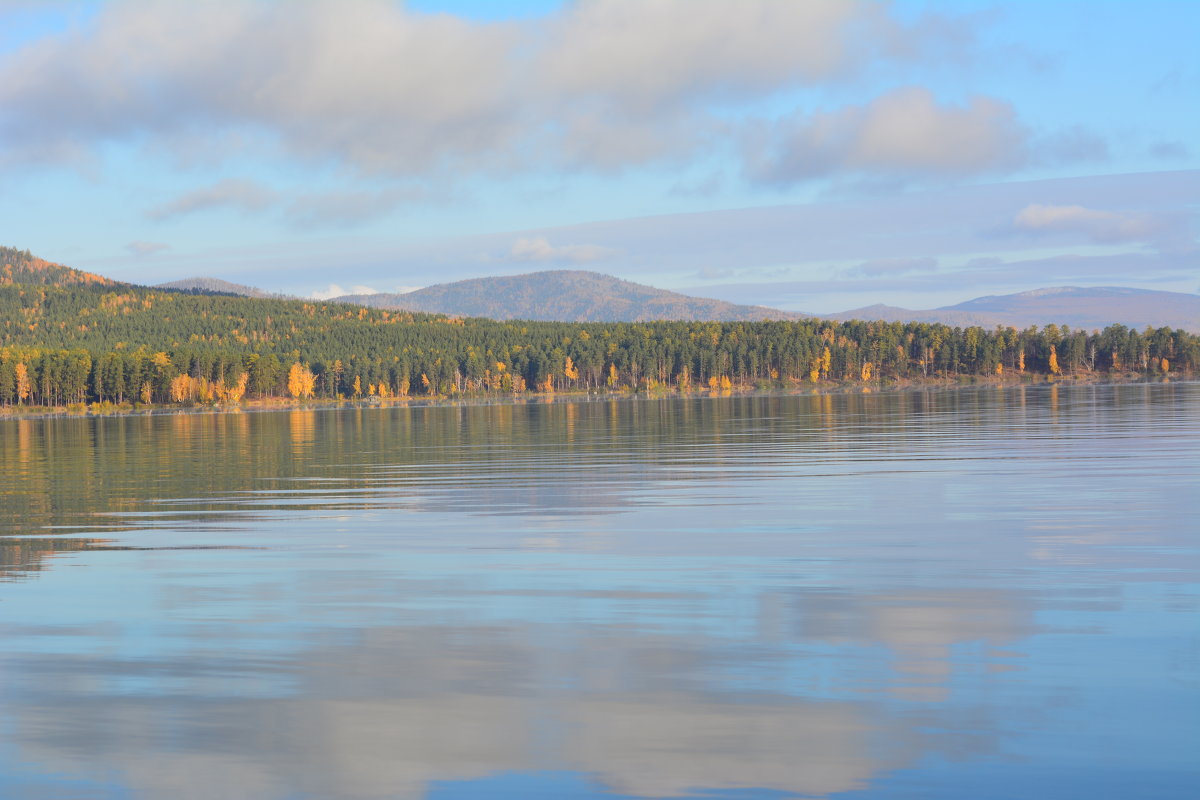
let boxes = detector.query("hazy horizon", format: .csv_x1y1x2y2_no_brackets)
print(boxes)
2,1,1196,312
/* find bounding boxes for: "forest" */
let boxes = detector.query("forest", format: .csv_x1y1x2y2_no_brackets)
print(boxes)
0,277,1197,409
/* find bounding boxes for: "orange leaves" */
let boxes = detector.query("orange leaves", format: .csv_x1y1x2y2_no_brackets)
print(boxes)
14,362,30,402
706,375,732,393
169,374,193,403
287,363,317,399
220,372,250,404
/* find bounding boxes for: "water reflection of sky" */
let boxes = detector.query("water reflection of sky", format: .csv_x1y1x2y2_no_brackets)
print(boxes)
0,384,1198,798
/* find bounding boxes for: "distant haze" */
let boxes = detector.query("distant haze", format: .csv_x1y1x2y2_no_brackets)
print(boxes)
2,3,1193,311
155,277,277,299
826,286,1200,333
323,269,1198,332
335,271,802,323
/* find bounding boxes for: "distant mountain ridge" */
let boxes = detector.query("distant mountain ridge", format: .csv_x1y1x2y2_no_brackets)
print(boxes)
3,245,1195,332
154,277,275,298
827,286,1200,333
336,270,804,322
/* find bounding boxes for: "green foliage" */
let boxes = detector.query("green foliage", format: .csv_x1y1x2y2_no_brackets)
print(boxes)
0,246,117,287
0,280,1196,407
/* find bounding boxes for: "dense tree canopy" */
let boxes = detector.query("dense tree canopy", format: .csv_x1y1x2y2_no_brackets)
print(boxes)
0,282,1195,408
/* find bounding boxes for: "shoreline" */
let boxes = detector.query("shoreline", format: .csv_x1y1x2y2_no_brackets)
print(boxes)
0,371,1189,423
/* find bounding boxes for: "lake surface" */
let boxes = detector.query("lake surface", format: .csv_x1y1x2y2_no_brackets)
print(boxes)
1,384,1197,799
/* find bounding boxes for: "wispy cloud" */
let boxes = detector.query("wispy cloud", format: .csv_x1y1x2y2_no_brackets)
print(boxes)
744,87,1031,185
1009,203,1195,252
1013,204,1154,241
95,171,1199,308
508,237,616,264
147,179,278,221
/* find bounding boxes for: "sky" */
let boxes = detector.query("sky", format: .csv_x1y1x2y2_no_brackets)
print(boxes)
0,0,1196,313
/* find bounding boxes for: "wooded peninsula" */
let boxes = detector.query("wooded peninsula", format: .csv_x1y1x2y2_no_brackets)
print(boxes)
1,247,1197,412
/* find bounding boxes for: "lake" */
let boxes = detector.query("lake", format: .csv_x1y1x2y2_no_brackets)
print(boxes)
1,383,1197,799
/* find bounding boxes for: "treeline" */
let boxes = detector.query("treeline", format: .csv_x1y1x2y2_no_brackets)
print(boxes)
0,283,1197,407
1,246,116,287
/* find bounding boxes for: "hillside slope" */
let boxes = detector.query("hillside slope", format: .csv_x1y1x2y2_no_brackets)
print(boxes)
154,277,275,298
337,270,804,322
0,246,117,287
828,287,1200,332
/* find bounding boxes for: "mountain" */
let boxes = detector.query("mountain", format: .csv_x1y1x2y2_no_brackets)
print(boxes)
6,246,1194,333
0,246,118,287
828,287,1200,333
154,277,274,298
335,270,805,322
824,304,1010,328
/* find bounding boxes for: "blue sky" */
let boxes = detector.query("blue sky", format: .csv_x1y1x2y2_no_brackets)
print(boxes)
0,0,1195,312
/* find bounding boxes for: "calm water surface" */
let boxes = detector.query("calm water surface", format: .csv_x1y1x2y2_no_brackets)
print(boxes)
1,384,1197,799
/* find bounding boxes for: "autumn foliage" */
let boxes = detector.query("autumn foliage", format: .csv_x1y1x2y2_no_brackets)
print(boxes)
0,263,1196,409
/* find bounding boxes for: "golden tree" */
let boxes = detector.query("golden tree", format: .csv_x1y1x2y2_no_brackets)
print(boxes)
287,362,316,399
221,372,249,403
14,362,31,404
170,374,192,403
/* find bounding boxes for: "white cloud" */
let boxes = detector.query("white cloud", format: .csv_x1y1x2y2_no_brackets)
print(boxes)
137,171,1195,300
541,1,966,109
1012,204,1165,243
746,87,1029,185
508,237,616,264
147,179,278,221
310,284,379,300
0,0,988,181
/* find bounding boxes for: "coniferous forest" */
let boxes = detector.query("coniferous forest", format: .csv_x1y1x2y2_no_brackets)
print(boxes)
0,247,1197,410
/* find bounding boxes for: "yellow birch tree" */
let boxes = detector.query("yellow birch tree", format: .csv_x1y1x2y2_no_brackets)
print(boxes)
288,363,316,399
14,362,31,404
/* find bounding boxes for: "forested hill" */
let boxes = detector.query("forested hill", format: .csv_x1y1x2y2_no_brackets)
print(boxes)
0,246,117,288
0,248,1197,409
336,270,804,322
